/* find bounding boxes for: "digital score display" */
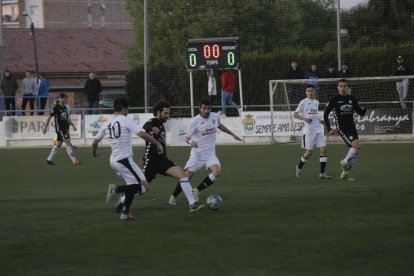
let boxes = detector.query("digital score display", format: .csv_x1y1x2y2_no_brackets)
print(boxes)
185,38,240,70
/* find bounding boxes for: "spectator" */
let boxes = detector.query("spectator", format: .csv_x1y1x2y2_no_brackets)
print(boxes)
306,63,322,88
84,72,102,114
394,55,412,109
322,64,338,102
287,59,305,79
324,64,338,78
207,70,217,106
219,69,240,117
1,69,19,116
339,64,353,95
21,70,37,115
339,63,352,78
286,59,305,106
37,73,50,115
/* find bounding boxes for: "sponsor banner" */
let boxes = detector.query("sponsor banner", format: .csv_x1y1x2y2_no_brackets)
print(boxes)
327,109,413,135
84,113,153,138
3,115,81,140
241,111,306,137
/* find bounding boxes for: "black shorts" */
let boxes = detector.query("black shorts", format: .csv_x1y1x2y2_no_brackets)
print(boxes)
143,156,177,182
337,126,358,147
56,129,70,142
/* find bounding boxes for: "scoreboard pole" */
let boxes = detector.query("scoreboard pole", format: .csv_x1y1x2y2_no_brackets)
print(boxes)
189,71,195,117
238,69,243,111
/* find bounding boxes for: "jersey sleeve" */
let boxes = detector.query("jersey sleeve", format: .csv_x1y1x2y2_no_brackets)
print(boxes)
352,96,367,116
142,120,154,134
186,118,197,139
95,121,109,140
295,100,305,114
126,116,142,135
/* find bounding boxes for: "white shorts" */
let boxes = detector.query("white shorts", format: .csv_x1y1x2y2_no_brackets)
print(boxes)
110,156,146,185
184,153,221,173
301,133,326,150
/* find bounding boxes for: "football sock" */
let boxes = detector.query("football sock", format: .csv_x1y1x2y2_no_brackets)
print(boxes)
344,148,359,169
172,182,182,197
197,173,216,191
121,184,140,214
320,156,327,174
47,145,59,161
179,177,196,205
65,146,76,161
298,155,307,169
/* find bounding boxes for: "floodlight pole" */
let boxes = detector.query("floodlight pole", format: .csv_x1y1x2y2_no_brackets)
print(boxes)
22,12,39,76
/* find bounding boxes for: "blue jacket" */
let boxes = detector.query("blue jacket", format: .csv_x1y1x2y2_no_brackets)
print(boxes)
38,78,50,96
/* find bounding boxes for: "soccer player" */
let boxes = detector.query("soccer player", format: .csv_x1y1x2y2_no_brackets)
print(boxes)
116,101,204,212
323,79,367,180
42,93,80,165
168,99,243,205
91,98,163,220
294,85,332,179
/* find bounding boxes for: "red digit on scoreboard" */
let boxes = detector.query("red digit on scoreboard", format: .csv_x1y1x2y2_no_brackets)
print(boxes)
203,44,221,59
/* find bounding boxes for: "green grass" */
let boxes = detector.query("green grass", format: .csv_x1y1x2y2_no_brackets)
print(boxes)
1,143,414,275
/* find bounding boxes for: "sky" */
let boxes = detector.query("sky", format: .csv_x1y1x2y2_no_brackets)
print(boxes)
340,0,369,10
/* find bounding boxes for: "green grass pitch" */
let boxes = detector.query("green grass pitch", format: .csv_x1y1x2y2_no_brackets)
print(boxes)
1,143,413,275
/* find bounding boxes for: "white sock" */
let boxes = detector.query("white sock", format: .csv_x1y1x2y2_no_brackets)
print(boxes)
344,148,359,168
179,177,196,205
47,145,59,161
208,173,216,182
66,146,76,161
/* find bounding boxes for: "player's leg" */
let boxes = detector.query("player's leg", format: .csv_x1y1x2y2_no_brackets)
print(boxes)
317,134,331,179
296,134,314,178
109,157,147,220
193,155,221,199
63,135,80,165
46,133,63,165
170,155,202,201
337,128,359,180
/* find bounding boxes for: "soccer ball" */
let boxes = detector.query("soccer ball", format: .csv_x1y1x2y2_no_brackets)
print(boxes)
206,195,223,211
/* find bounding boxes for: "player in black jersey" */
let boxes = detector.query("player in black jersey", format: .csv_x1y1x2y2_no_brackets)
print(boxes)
116,101,204,212
323,79,367,180
42,93,80,165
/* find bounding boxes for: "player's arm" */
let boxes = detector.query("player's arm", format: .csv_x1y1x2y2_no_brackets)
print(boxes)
293,111,312,123
67,117,77,131
218,124,243,142
91,138,101,157
323,100,334,134
42,115,53,134
137,131,163,154
353,97,367,116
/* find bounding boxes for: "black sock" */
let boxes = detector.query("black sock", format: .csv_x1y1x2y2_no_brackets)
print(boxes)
121,184,139,214
172,182,182,197
320,156,327,174
197,175,214,191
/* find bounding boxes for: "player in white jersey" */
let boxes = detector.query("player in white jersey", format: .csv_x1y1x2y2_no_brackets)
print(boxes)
169,99,242,205
293,85,332,179
92,98,163,220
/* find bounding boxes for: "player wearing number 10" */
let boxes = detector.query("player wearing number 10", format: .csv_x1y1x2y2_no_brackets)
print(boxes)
92,98,163,220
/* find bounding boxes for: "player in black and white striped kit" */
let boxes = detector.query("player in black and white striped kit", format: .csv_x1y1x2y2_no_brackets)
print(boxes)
323,79,367,180
92,98,163,220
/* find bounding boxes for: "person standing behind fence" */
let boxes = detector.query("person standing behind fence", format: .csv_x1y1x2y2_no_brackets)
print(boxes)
84,72,102,114
1,69,18,116
219,69,240,117
286,59,305,106
21,70,37,115
394,55,412,109
37,73,50,115
207,70,217,105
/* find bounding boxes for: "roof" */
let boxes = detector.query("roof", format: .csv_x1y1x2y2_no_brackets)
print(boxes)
2,28,136,74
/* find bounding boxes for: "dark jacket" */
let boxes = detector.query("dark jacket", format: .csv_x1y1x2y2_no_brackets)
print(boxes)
287,67,305,79
1,73,19,96
84,78,103,101
394,62,412,76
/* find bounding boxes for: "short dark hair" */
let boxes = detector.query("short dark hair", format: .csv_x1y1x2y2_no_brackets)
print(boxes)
305,84,315,89
114,98,129,112
152,100,170,116
199,99,212,107
59,93,68,99
338,78,348,84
